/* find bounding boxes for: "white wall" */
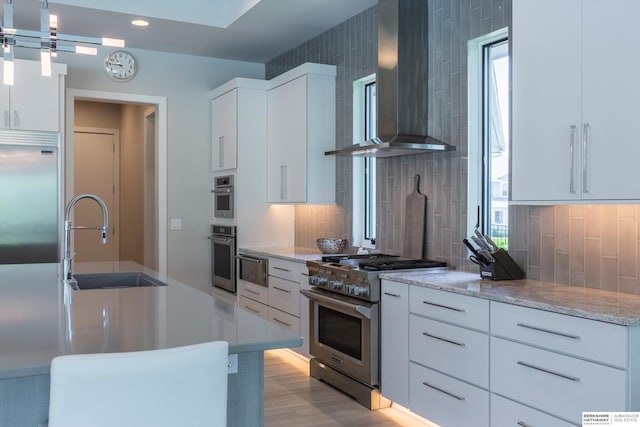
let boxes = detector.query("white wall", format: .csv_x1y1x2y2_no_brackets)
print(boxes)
58,48,265,292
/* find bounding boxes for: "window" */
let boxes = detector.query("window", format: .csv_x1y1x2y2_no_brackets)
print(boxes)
468,29,510,249
352,74,377,248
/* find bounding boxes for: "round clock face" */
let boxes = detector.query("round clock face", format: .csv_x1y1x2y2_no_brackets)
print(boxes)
104,51,136,82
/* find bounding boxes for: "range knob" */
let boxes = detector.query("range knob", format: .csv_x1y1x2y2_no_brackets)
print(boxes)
317,277,329,287
328,280,343,290
308,276,319,285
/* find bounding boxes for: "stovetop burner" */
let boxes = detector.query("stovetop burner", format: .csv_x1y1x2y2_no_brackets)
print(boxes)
320,253,446,271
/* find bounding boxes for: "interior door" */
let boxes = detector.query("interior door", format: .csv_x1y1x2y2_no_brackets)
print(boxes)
73,130,119,262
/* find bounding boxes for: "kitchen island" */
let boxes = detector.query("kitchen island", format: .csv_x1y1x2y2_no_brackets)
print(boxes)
0,262,302,427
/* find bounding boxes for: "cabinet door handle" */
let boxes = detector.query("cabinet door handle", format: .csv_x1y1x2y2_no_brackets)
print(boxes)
244,305,260,314
273,266,291,273
516,322,581,340
218,136,224,168
422,300,466,313
422,331,465,347
383,292,401,298
422,381,465,401
12,110,18,128
273,286,291,294
569,125,576,193
517,360,581,382
3,110,8,128
582,122,590,193
517,421,533,427
272,317,292,327
280,165,287,200
244,288,260,295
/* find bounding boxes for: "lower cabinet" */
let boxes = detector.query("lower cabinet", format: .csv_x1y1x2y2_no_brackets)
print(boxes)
380,280,638,427
491,394,577,427
491,337,626,425
239,296,269,321
410,363,489,427
238,256,308,355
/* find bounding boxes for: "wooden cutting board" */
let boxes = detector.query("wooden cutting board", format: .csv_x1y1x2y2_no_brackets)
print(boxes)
403,174,427,259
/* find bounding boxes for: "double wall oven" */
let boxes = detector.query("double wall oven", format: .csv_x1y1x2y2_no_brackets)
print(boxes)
303,254,446,410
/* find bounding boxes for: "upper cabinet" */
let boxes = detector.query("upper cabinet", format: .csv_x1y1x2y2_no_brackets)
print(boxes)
211,88,238,171
511,0,640,203
0,59,66,132
267,63,336,204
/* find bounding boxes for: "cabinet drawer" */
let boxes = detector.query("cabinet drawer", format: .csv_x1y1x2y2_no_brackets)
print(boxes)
410,362,489,427
410,286,489,331
238,279,268,305
410,315,489,388
491,302,627,367
268,307,301,336
269,276,300,316
491,394,577,427
268,257,306,281
239,296,269,321
490,337,626,425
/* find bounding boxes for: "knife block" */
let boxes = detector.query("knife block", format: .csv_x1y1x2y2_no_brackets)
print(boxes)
479,248,525,281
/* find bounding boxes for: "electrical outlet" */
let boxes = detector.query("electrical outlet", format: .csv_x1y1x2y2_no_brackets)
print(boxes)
227,353,238,374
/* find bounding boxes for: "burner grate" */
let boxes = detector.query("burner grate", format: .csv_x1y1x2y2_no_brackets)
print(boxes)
359,259,447,271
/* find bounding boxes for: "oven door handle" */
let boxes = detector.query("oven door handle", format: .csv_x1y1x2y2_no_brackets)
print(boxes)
300,289,372,320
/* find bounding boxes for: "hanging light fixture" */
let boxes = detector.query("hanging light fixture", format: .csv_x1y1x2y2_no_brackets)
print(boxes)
1,0,125,85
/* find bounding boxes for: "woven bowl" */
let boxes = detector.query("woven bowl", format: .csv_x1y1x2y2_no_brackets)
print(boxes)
316,238,348,254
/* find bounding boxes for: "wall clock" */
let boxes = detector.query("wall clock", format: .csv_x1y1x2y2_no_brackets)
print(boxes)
104,50,137,82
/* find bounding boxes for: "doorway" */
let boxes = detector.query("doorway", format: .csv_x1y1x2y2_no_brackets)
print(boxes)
65,89,167,276
73,127,120,262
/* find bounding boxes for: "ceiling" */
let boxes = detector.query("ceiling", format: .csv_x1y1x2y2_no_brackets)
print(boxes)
2,0,378,63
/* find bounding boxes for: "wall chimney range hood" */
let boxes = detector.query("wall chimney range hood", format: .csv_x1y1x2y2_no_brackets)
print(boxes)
325,0,455,158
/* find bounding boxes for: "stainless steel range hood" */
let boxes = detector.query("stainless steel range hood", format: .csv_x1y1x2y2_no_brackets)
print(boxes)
325,0,455,158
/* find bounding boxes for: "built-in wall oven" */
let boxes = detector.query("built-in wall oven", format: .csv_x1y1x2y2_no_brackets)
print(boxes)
212,175,233,219
209,225,236,293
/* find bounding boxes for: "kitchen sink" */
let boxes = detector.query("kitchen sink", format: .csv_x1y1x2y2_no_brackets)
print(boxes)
71,272,167,290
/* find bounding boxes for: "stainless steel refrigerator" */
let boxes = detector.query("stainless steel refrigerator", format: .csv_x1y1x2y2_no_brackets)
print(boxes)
0,130,61,264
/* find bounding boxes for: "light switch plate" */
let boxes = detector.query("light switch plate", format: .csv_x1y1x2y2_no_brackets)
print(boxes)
227,353,238,374
170,218,182,230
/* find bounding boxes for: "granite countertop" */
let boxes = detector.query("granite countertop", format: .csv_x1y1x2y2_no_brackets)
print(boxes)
0,262,302,379
239,246,323,263
380,269,640,326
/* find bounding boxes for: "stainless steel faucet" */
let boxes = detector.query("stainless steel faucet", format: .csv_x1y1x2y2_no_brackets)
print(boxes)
62,194,109,286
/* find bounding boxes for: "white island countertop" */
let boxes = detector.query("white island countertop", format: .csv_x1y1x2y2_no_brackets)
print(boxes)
380,269,640,326
0,262,302,379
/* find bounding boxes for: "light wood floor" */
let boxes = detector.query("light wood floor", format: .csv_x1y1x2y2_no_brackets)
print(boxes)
264,350,435,427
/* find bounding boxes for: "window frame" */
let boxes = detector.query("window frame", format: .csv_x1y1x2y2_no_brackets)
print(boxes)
467,28,509,241
352,74,377,249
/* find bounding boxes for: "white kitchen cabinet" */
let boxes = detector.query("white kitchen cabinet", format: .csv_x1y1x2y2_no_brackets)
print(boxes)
381,279,640,426
511,0,640,202
266,257,307,352
299,272,311,357
410,363,489,427
267,63,336,204
491,337,626,425
210,88,237,171
0,59,66,132
380,280,409,407
491,394,577,427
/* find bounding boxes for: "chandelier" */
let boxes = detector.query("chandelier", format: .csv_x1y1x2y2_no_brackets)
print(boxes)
1,0,125,84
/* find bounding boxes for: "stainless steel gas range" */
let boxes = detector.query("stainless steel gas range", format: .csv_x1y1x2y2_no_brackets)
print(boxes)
302,254,446,410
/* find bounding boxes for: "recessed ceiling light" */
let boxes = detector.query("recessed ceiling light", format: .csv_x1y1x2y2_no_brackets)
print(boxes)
131,19,149,27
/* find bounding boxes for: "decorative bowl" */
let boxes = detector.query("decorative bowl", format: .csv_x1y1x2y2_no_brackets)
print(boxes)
316,238,348,254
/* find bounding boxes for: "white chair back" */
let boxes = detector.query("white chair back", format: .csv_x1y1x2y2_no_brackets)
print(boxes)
48,341,228,427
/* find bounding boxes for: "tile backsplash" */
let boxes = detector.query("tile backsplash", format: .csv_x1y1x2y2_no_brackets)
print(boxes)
266,0,640,294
